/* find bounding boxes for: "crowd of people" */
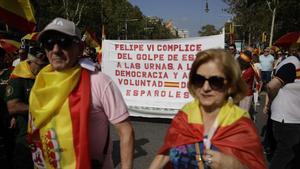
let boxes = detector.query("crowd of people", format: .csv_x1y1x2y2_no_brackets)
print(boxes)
0,17,299,169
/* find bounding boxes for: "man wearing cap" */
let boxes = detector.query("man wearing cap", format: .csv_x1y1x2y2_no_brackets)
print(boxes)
28,17,134,169
5,45,48,169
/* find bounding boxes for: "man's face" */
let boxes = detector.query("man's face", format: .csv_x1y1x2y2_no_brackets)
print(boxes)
228,46,236,54
28,58,47,75
263,49,270,56
41,32,82,71
18,49,28,60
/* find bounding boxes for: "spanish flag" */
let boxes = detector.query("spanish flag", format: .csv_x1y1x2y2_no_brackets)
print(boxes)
28,65,91,169
10,61,35,79
83,29,100,48
0,39,21,53
159,100,267,169
0,0,36,33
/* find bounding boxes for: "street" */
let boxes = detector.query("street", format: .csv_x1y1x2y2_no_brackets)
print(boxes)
111,94,269,169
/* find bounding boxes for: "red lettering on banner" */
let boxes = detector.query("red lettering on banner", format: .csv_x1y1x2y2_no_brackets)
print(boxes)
124,63,141,69
184,92,190,98
115,44,143,51
182,54,195,61
177,64,183,70
115,70,168,79
182,72,188,79
125,89,191,99
144,63,173,70
136,54,164,61
133,90,139,96
167,54,178,61
186,63,192,70
156,44,202,52
118,78,163,87
117,53,132,60
146,44,154,51
117,62,122,68
180,82,187,88
154,90,159,97
126,90,131,96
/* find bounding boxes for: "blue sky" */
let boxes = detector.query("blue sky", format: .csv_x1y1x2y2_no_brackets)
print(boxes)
127,0,232,37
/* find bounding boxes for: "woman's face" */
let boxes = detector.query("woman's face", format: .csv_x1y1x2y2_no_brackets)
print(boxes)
194,60,228,112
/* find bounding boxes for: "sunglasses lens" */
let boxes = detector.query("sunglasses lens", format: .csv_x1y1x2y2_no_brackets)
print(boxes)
191,74,206,87
42,36,75,50
42,38,55,50
208,76,225,90
191,74,225,90
58,37,73,48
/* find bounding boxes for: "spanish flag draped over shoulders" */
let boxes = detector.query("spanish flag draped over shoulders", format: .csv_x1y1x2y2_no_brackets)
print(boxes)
28,65,91,169
159,100,267,169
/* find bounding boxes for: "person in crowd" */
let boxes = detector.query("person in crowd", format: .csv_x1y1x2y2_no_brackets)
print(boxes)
259,47,274,88
237,50,261,116
251,51,263,108
227,43,239,59
28,17,134,169
265,46,300,169
5,45,48,169
80,46,101,71
0,47,13,169
12,46,29,67
272,50,286,76
148,49,266,169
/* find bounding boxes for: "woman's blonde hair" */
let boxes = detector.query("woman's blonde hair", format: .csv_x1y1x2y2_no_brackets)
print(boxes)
187,48,247,103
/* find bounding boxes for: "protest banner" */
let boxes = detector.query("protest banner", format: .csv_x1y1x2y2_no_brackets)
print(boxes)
102,34,224,118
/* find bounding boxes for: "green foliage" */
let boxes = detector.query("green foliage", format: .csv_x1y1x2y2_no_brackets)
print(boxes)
33,0,176,40
198,25,220,36
222,0,300,46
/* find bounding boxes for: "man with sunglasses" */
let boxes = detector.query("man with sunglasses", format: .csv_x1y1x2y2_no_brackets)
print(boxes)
5,45,48,169
28,18,134,169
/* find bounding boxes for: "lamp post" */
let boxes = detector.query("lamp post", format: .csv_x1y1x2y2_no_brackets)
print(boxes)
205,0,209,13
267,0,279,47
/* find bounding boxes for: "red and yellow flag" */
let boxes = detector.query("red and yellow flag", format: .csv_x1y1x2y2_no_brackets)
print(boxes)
83,30,100,48
10,61,35,79
29,65,91,169
0,39,21,53
0,0,36,33
159,100,267,169
22,32,39,41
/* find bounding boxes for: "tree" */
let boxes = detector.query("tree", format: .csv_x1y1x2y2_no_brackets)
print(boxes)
222,0,300,47
198,25,220,36
34,0,176,40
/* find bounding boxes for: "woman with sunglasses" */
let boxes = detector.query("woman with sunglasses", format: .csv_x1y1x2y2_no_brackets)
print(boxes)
149,49,266,169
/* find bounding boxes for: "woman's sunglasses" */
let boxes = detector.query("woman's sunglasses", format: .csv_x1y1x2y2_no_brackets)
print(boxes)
191,74,226,90
41,36,80,50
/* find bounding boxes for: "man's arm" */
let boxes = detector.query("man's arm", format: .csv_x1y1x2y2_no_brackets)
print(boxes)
6,99,29,116
265,62,296,109
114,118,135,169
266,77,283,102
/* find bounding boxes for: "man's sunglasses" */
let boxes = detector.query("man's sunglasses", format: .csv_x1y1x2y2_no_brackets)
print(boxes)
41,36,80,50
190,74,226,90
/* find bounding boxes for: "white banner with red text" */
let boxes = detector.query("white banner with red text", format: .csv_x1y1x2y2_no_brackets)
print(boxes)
102,34,224,118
